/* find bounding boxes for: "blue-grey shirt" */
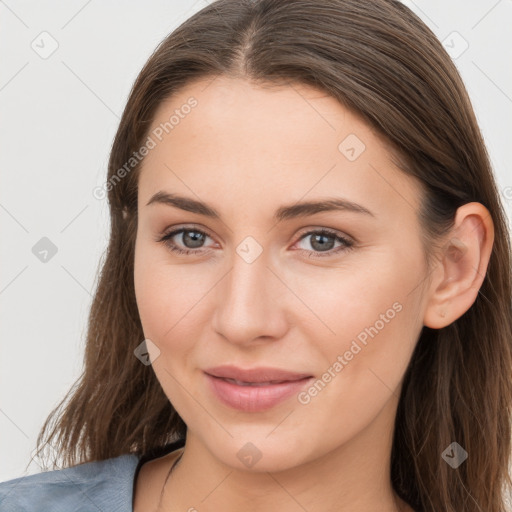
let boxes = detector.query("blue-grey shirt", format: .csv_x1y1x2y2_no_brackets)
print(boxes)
0,438,185,512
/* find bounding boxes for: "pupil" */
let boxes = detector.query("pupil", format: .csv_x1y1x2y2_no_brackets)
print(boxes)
179,232,336,251
183,231,204,248
311,234,334,251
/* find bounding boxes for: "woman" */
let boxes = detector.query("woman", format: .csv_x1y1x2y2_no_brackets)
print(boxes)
1,0,510,511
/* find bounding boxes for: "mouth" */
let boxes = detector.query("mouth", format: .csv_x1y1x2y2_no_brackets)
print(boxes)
203,365,314,412
216,377,300,386
203,364,313,383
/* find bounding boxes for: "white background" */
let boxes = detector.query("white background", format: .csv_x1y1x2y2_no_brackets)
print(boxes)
1,0,511,481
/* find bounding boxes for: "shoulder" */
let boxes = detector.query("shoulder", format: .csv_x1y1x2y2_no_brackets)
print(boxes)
0,453,139,512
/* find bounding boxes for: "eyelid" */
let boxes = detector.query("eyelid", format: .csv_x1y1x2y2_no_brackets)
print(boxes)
158,223,212,237
291,228,354,258
295,225,354,243
157,224,355,256
157,224,217,248
159,224,354,242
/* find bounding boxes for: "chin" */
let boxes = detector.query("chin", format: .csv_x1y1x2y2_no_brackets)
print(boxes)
200,430,314,473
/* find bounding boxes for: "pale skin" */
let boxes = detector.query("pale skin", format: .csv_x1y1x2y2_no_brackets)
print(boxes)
132,76,494,512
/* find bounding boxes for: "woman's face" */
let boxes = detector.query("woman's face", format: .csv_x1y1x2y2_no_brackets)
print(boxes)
134,76,429,472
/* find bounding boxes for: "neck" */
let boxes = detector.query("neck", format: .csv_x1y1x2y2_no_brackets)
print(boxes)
158,396,413,512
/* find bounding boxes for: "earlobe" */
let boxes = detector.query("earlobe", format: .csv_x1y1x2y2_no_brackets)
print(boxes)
423,202,494,329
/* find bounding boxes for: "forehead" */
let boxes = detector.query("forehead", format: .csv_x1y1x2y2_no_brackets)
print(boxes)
138,76,422,223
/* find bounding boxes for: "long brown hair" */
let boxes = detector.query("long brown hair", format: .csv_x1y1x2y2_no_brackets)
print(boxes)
34,1,512,510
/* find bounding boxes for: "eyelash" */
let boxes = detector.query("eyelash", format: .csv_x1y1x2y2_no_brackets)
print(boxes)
157,225,354,259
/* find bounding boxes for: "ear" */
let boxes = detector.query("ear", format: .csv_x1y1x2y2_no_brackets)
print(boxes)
423,202,494,329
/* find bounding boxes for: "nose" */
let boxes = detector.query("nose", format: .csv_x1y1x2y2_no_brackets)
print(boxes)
210,244,290,347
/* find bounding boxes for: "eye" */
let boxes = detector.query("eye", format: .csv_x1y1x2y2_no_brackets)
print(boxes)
157,226,354,258
157,226,214,255
293,229,354,258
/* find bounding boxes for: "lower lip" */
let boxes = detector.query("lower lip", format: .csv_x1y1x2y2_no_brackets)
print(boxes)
204,373,313,412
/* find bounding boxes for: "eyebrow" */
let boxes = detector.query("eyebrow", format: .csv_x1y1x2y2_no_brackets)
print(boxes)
146,191,375,221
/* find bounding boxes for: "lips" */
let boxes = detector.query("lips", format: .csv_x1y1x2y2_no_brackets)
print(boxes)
204,365,312,384
220,378,287,387
203,365,314,412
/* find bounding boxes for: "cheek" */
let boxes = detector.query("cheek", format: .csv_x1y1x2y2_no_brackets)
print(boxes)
133,239,213,356
295,299,420,445
134,241,161,337
133,240,213,423
297,251,422,387
134,237,179,343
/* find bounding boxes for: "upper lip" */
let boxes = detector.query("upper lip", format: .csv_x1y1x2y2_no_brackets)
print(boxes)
204,365,313,383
